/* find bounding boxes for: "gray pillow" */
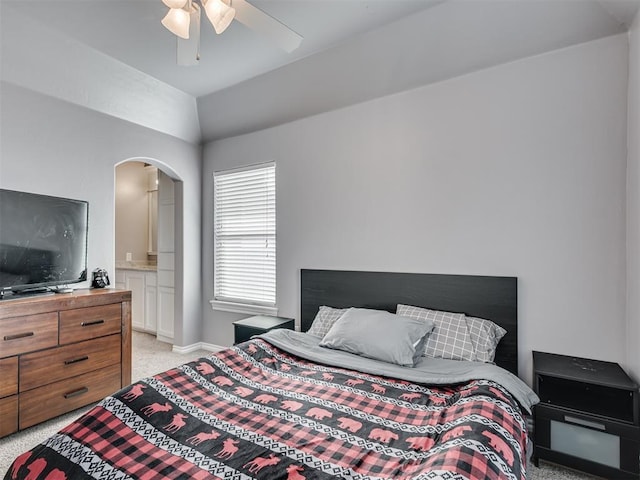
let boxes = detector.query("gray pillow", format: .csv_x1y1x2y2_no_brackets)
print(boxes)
397,304,476,361
307,306,347,338
465,316,507,363
319,308,434,367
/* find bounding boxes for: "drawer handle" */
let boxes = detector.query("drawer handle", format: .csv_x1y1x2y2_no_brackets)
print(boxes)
64,387,89,399
4,331,34,341
64,355,89,365
564,415,606,431
81,319,105,327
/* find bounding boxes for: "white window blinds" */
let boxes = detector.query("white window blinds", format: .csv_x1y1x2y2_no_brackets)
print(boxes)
214,163,276,307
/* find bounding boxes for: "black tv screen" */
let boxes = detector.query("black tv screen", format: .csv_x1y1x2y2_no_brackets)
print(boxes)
0,189,88,294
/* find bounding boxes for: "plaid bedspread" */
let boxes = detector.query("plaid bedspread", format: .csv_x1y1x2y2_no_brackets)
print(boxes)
6,339,529,480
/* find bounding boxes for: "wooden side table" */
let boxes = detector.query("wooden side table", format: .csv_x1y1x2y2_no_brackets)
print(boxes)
233,315,295,344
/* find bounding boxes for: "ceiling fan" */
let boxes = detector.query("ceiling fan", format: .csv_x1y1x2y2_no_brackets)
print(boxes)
161,0,303,65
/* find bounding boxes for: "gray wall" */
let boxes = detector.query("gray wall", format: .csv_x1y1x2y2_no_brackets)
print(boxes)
0,82,203,347
202,34,629,383
627,14,640,382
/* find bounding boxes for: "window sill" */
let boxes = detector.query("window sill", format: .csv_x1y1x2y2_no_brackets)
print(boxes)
209,300,278,316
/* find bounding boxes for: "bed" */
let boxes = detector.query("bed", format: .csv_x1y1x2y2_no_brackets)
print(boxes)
5,269,538,480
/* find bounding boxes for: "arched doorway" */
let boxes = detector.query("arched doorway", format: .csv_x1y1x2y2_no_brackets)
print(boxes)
114,158,182,345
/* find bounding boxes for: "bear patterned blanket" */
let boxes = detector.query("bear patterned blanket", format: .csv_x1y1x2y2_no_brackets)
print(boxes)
6,336,530,480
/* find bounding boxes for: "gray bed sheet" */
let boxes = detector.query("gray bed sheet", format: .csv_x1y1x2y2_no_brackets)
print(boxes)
257,329,539,413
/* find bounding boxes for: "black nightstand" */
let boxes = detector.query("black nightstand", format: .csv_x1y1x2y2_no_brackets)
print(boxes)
533,351,640,479
233,315,295,344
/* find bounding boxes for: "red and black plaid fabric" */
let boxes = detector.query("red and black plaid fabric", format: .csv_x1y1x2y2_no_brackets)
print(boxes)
6,339,529,480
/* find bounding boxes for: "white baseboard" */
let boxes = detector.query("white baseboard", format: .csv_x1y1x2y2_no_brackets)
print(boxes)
172,342,226,354
156,334,173,345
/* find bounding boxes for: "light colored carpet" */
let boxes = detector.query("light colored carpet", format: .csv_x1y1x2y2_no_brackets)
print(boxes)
0,331,210,476
1,332,597,479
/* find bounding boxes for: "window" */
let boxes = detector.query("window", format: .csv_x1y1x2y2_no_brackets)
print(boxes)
212,163,276,314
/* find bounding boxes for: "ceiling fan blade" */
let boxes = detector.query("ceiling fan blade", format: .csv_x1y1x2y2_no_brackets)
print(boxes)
232,0,303,53
177,3,201,66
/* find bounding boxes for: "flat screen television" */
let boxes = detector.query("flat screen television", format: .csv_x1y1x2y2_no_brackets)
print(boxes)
0,189,88,297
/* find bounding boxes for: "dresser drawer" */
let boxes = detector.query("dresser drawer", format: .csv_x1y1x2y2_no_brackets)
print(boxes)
20,363,121,429
0,312,58,358
0,395,18,437
0,356,18,398
59,303,121,344
20,334,121,392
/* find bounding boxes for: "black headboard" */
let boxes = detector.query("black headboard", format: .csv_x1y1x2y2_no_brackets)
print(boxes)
300,269,518,376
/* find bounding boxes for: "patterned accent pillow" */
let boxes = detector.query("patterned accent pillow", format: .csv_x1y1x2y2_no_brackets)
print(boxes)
466,316,507,363
307,306,347,338
397,304,476,361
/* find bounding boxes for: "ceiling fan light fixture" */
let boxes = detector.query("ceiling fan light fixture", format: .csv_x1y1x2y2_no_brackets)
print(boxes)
160,0,303,64
162,0,188,9
203,0,236,35
162,7,191,39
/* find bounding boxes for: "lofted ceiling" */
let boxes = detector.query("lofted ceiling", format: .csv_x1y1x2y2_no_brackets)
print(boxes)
1,0,639,143
1,0,439,98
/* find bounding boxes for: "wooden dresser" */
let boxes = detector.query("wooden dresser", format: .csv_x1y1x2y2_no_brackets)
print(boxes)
0,289,131,438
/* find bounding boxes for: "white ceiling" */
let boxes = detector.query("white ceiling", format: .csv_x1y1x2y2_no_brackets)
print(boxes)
1,0,639,143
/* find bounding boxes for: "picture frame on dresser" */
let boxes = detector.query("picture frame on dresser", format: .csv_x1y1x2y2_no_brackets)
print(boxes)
0,289,132,438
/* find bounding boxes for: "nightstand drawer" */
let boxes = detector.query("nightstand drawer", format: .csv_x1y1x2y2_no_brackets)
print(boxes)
536,404,639,440
234,315,294,344
535,404,640,478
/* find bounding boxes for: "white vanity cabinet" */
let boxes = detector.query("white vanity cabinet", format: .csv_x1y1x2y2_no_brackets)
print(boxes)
115,268,158,335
